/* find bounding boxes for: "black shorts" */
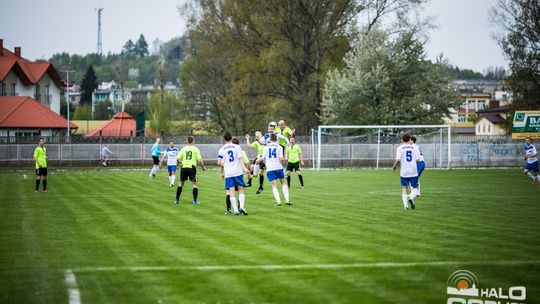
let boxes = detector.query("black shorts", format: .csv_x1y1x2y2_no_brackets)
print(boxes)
35,167,48,176
152,156,160,165
180,167,197,182
252,157,265,170
287,162,300,172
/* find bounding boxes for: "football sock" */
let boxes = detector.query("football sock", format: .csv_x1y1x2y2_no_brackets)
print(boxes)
176,186,182,200
402,193,409,209
171,175,176,185
247,177,252,185
226,195,231,210
230,197,239,213
287,176,291,187
272,187,281,203
282,184,289,202
35,179,40,191
298,175,304,186
253,164,260,176
259,175,264,188
193,188,198,201
43,180,47,190
238,193,245,210
526,172,534,179
417,182,421,194
410,187,419,199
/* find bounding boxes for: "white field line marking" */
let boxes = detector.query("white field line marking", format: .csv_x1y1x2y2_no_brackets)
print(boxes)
65,269,81,304
72,260,540,273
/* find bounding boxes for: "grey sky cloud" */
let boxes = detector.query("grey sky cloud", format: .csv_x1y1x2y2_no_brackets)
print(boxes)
0,0,507,72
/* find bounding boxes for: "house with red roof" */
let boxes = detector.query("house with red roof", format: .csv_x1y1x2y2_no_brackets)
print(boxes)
0,96,77,137
84,112,137,137
0,39,64,114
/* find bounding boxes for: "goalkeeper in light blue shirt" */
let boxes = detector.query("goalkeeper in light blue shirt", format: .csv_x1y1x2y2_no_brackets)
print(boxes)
149,138,161,178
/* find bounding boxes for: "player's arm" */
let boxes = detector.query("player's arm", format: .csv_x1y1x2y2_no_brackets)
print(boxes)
277,133,290,145
33,149,41,168
238,149,250,174
197,150,206,171
392,148,401,171
299,149,304,166
160,152,167,163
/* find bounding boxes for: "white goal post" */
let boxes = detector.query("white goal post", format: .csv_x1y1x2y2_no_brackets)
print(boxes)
314,125,451,171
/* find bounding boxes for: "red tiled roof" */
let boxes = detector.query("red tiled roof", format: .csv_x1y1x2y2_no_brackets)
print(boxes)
0,47,63,87
0,96,78,129
85,112,137,137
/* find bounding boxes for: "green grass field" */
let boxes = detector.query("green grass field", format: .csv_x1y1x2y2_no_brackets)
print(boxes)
1,169,539,304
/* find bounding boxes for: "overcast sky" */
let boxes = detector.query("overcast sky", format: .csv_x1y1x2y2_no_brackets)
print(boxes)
0,0,506,73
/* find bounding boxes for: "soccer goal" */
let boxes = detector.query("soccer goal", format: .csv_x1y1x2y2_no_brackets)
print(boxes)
312,125,451,170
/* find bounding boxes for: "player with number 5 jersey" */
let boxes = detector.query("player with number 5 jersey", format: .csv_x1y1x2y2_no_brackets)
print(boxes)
392,133,421,210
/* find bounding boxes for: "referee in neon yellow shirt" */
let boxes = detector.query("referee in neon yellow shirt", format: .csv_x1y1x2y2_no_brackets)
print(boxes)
286,137,305,189
33,138,48,192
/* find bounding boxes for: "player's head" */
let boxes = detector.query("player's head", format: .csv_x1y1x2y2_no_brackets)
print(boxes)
290,137,296,145
169,140,175,147
268,121,277,132
270,133,277,142
223,132,232,142
187,136,194,144
38,137,45,147
255,130,262,138
232,137,240,145
401,133,411,143
156,137,161,144
410,136,417,143
278,120,286,130
525,137,532,145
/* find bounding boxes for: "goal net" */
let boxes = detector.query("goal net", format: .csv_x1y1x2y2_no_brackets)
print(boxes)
312,125,451,170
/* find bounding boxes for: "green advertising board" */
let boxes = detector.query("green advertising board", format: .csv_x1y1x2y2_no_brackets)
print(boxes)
512,111,540,139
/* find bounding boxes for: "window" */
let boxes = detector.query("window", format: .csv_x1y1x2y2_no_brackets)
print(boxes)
11,83,16,96
0,82,5,96
488,125,491,133
45,85,50,103
483,125,486,133
458,115,466,122
35,84,40,101
478,101,486,110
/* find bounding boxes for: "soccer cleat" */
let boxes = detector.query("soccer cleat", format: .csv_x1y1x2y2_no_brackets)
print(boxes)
234,211,240,215
192,200,200,205
239,209,248,215
256,188,263,194
170,183,174,187
286,201,292,205
408,198,415,210
152,174,156,178
35,190,38,193
225,209,231,215
102,162,107,166
42,190,48,193
404,207,409,211
275,202,282,207
246,183,252,188
174,199,179,205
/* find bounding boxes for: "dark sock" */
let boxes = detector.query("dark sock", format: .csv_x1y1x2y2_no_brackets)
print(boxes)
226,195,231,210
176,186,182,200
247,177,252,185
43,180,47,190
259,175,264,189
299,175,304,186
287,176,291,187
35,179,40,191
193,188,198,201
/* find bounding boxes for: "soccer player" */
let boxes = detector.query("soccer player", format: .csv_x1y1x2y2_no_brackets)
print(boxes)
286,137,305,188
161,141,179,186
392,133,421,210
410,136,425,196
276,120,295,153
218,132,250,215
100,145,114,166
260,122,290,146
33,137,48,193
175,136,206,205
523,137,540,185
149,137,161,178
245,131,266,194
256,133,291,206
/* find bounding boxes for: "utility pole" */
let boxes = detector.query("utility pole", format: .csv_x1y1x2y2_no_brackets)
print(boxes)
62,70,74,140
95,8,104,55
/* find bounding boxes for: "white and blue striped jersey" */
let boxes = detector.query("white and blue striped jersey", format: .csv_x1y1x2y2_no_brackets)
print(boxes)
165,147,179,166
525,144,538,164
396,144,420,178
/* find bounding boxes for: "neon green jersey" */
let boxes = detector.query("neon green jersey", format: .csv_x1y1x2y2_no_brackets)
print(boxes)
286,144,302,163
250,140,264,156
276,127,293,146
34,146,47,169
242,151,250,166
178,145,202,168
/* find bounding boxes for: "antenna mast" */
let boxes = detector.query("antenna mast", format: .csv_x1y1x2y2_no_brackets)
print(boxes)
95,8,104,55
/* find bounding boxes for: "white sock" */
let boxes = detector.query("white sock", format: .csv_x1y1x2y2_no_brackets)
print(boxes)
402,193,409,209
410,187,419,200
272,187,281,203
171,175,176,185
282,184,289,202
238,193,245,210
150,167,155,176
527,172,534,180
230,197,239,213
417,182,421,194
253,164,260,176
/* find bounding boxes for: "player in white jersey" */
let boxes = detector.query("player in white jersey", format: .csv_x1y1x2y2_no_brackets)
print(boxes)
256,133,291,206
410,136,425,196
160,141,179,186
217,132,250,215
392,133,421,210
523,137,540,185
259,122,290,146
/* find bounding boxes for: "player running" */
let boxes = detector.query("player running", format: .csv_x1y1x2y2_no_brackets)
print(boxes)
256,133,291,206
286,137,305,189
161,141,179,186
245,131,266,194
33,138,48,193
523,137,539,185
392,133,421,210
410,136,425,196
218,132,250,215
175,136,206,205
149,138,161,178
